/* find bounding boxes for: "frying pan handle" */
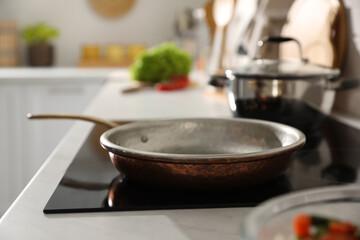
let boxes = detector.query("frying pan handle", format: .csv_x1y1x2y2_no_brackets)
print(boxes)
256,36,307,62
26,113,119,129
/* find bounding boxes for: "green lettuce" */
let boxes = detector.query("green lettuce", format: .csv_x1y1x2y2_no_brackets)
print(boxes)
130,42,192,83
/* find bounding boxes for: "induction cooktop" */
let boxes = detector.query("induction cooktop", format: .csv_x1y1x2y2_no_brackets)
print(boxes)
43,113,360,214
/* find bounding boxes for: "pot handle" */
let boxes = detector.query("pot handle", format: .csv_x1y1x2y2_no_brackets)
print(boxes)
208,74,229,88
327,78,360,91
256,36,307,62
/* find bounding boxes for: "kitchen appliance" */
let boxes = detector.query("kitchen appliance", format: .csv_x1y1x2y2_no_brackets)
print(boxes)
28,114,305,190
43,110,360,213
224,36,359,134
101,118,304,190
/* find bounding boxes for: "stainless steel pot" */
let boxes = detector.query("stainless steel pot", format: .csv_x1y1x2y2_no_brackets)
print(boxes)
224,36,358,133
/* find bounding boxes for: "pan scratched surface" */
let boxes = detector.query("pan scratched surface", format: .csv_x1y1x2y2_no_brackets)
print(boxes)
101,118,305,190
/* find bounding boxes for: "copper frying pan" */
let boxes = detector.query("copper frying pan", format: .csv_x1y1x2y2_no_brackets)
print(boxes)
27,113,305,190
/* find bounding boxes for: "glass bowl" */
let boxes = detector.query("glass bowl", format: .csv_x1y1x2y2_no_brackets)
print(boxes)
241,184,360,240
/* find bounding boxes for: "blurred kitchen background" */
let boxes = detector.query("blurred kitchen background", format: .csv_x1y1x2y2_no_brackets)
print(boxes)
1,0,360,216
0,0,360,116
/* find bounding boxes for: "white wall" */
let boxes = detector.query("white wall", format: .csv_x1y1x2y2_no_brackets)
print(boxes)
0,0,208,66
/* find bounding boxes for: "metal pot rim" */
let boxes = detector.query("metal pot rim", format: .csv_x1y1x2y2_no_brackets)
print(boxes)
100,118,306,163
226,59,341,81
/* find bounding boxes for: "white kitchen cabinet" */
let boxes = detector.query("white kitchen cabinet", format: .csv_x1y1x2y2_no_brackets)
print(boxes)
0,77,103,216
0,83,26,216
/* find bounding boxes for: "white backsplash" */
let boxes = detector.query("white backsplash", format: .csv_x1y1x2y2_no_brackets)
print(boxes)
0,0,208,66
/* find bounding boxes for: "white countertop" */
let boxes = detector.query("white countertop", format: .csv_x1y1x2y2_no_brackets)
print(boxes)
0,71,359,239
0,67,120,79
0,75,254,240
0,67,129,84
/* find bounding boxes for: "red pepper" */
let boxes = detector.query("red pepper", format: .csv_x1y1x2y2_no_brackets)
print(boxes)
329,222,358,236
155,75,189,91
293,214,359,240
320,233,358,240
293,214,312,238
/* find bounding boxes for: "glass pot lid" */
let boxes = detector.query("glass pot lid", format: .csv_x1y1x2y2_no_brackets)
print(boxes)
226,59,340,80
226,36,341,81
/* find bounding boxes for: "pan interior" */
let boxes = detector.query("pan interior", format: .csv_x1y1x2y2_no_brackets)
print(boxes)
104,119,300,156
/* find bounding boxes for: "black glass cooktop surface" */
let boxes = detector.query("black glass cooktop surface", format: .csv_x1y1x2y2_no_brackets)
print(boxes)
44,114,360,213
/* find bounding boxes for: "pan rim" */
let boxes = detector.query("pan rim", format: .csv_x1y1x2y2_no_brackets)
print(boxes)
100,118,306,163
